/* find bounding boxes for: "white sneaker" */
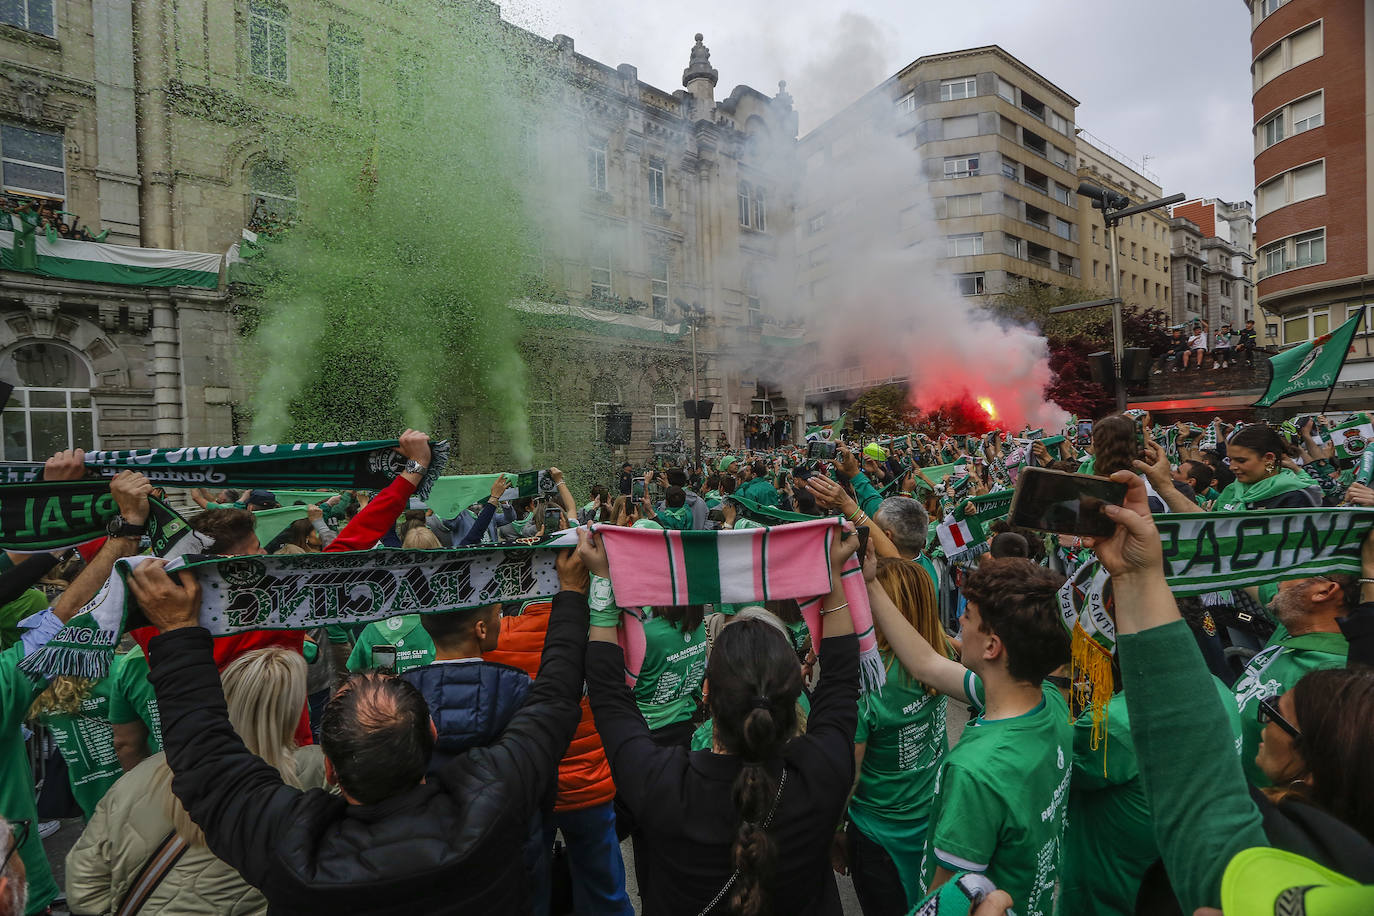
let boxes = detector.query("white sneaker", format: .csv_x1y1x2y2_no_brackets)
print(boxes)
38,820,60,838
1212,362,1219,370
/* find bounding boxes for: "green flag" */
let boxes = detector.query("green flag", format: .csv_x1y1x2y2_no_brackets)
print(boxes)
1254,312,1363,407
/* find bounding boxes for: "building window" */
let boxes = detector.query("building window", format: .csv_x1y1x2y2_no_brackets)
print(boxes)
530,399,556,454
248,2,289,83
944,155,979,179
1259,0,1289,20
1001,158,1019,180
1221,279,1232,296
0,343,94,462
652,402,678,440
1006,235,1026,259
248,158,296,222
943,115,979,140
1019,91,1046,121
897,92,916,114
1290,93,1323,133
1254,22,1323,90
1048,111,1070,135
1131,242,1138,260
0,124,65,201
1054,218,1073,241
648,157,666,208
1092,259,1099,279
589,246,612,297
944,193,983,218
940,76,976,101
956,273,985,296
1256,160,1325,217
1091,225,1098,245
946,233,984,258
591,400,622,443
738,181,766,231
996,77,1015,104
327,23,362,103
1154,252,1160,268
650,256,669,316
808,212,826,234
1259,92,1324,153
1259,228,1326,279
587,139,608,191
0,0,54,37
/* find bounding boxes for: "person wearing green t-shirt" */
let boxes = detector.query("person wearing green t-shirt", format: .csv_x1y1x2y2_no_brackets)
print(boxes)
1059,676,1243,916
345,614,437,674
836,558,954,914
865,555,1072,916
612,600,706,745
109,646,163,771
1231,575,1350,786
31,675,123,820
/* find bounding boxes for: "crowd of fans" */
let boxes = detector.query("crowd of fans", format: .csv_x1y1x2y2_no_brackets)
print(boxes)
1154,319,1259,373
0,413,1372,916
1,196,107,244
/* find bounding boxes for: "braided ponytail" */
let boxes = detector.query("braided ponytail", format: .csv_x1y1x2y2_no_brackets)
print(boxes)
706,618,803,916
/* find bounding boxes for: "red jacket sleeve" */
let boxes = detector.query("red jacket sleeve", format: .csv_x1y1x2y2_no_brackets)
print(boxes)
324,476,416,553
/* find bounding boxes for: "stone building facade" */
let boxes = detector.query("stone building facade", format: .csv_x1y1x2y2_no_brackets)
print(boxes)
1167,198,1254,333
0,0,806,466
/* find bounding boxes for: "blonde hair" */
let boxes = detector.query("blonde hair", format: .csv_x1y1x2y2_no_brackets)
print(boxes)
875,558,956,692
28,676,97,720
151,647,308,844
402,527,441,549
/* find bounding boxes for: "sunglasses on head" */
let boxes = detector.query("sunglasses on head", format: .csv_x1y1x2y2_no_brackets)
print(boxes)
1257,694,1302,741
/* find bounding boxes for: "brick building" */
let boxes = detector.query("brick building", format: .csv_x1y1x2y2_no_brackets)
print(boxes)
1245,0,1374,409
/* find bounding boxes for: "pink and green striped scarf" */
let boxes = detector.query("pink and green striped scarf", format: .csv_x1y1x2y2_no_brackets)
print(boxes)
592,518,886,693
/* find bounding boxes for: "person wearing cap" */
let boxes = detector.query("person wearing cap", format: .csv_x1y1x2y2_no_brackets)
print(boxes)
617,462,634,497
717,454,740,475
244,489,279,512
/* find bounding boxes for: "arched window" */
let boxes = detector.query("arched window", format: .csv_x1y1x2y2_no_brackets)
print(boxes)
0,342,94,460
248,158,297,224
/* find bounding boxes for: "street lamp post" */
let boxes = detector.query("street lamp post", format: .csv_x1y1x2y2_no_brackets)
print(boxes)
677,300,708,467
1074,183,1187,411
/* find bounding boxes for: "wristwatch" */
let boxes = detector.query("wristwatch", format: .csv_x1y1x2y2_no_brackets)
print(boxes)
106,516,148,540
403,459,428,475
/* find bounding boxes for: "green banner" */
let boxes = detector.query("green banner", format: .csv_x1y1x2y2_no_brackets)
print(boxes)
1255,312,1363,407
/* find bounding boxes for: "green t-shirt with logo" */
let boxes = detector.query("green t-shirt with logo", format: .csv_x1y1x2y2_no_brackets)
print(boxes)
109,647,162,754
1,642,61,915
848,662,948,906
41,676,122,820
920,671,1073,916
1232,629,1347,786
632,610,707,732
346,615,436,674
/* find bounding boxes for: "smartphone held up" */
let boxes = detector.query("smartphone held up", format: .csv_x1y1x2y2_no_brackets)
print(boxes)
1008,467,1126,539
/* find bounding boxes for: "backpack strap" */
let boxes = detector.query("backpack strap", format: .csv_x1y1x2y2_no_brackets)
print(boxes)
115,831,190,916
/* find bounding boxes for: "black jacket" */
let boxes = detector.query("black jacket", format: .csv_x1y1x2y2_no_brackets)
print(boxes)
586,633,859,915
148,590,589,915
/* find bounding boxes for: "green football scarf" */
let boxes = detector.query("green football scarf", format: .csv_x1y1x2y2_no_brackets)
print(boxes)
22,525,581,680
0,439,449,497
1214,468,1314,512
0,480,120,551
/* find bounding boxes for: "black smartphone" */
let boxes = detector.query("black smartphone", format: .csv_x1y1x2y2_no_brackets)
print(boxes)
371,645,398,674
707,507,725,523
1009,467,1127,538
543,507,563,529
807,441,838,460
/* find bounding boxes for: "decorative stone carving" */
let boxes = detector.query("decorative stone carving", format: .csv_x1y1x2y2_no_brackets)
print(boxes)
682,34,718,88
13,79,49,122
23,294,59,337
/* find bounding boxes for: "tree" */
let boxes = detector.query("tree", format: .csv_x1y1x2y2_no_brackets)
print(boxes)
846,383,916,435
986,281,1170,420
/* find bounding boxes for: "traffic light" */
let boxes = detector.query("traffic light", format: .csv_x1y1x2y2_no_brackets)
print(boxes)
1076,181,1130,212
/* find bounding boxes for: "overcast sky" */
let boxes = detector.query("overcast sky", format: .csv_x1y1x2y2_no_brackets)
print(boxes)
503,0,1257,205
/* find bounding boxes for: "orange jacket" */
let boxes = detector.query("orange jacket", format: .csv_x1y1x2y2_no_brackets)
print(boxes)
486,599,616,811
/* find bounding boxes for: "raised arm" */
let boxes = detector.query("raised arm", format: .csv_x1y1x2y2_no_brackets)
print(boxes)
1133,440,1201,514
455,475,509,548
1094,473,1267,913
325,430,430,553
865,552,966,699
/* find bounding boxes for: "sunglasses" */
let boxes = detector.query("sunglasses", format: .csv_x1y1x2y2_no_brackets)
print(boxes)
3,819,29,874
1257,694,1302,741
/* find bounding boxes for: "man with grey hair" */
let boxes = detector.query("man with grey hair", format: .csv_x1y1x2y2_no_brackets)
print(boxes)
0,815,26,916
872,496,940,588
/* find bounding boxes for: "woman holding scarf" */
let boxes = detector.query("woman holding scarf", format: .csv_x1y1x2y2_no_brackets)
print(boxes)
1143,425,1321,514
